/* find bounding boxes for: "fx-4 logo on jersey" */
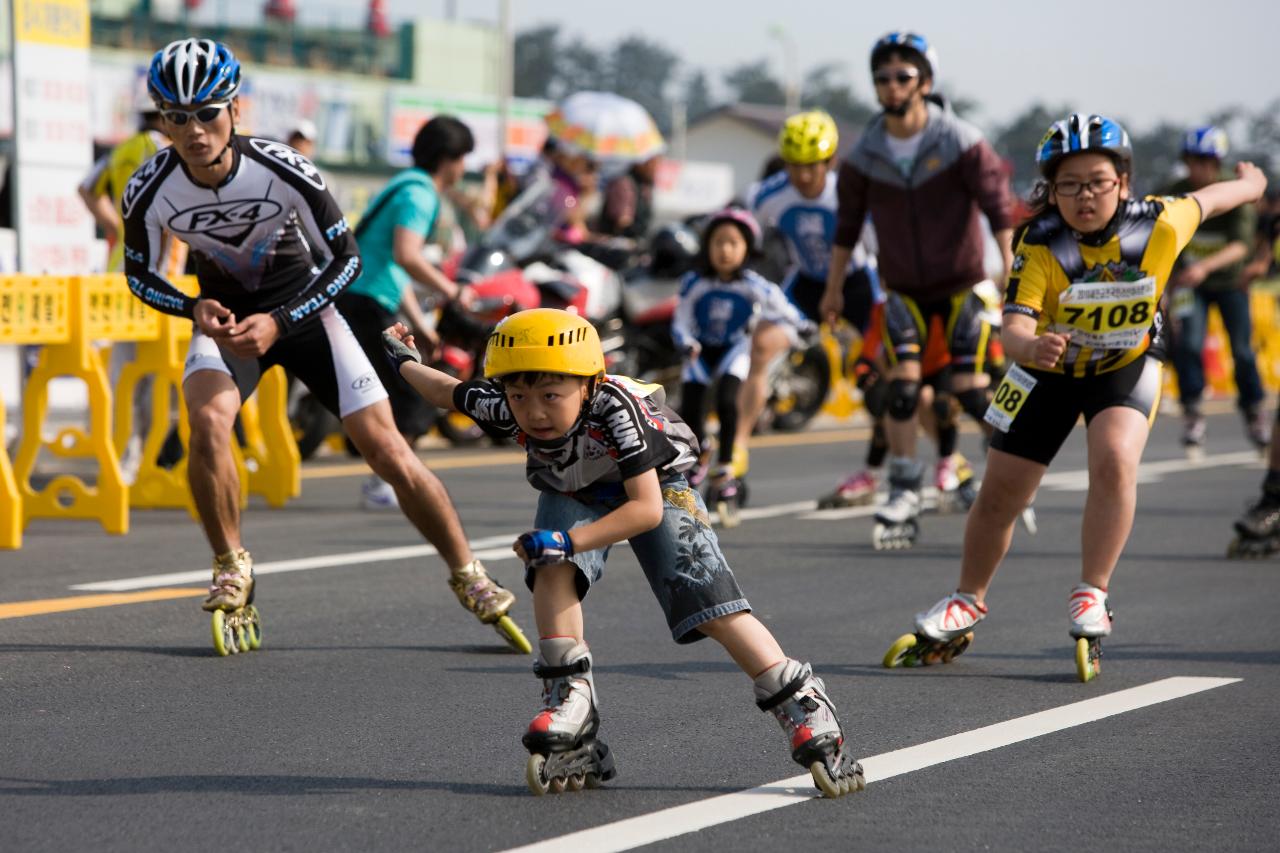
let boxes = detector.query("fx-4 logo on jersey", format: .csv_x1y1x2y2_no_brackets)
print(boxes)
249,138,326,191
121,148,173,219
166,196,284,246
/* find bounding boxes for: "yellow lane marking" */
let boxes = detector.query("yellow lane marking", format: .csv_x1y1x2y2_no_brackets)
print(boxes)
0,588,204,620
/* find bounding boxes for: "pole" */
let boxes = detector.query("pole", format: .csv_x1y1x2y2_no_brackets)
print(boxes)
671,100,687,162
496,0,512,161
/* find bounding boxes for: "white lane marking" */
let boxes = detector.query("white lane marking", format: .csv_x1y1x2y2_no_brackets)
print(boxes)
73,450,1258,593
501,676,1239,853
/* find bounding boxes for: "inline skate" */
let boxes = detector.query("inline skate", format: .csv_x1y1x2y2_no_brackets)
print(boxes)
204,548,263,657
450,559,532,654
1226,490,1280,558
1182,412,1206,461
932,454,979,514
872,458,921,550
709,465,747,529
817,469,879,509
1069,583,1113,683
523,639,617,795
754,659,864,798
884,590,986,668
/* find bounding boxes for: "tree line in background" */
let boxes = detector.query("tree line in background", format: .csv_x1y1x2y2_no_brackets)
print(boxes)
514,24,1280,196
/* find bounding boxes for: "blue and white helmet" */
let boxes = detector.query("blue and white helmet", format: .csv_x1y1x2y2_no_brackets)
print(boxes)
1035,113,1132,177
147,38,242,107
870,31,940,82
1182,125,1229,159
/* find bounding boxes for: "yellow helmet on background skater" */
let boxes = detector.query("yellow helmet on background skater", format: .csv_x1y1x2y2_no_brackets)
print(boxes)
779,111,839,165
484,309,605,379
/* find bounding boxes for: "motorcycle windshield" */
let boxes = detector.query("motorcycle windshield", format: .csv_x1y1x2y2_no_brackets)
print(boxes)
462,169,559,272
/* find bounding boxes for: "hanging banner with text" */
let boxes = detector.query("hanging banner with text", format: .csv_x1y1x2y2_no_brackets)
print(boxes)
10,0,94,273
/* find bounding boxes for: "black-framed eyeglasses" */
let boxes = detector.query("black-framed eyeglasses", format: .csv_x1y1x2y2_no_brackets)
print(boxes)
873,69,920,87
160,102,231,126
1053,177,1120,197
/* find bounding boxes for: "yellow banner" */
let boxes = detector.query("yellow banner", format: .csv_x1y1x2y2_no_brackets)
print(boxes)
13,0,90,49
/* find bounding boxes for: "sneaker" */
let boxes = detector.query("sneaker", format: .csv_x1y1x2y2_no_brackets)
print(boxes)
1067,583,1112,638
360,475,399,510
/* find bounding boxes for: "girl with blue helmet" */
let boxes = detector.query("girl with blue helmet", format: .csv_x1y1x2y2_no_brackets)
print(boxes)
884,112,1266,681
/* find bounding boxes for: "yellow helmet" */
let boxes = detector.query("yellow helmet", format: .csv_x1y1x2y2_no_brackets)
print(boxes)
483,308,605,379
778,111,839,165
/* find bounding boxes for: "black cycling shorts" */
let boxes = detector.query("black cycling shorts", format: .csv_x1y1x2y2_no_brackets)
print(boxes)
989,354,1162,466
882,289,990,378
336,291,433,438
786,268,878,334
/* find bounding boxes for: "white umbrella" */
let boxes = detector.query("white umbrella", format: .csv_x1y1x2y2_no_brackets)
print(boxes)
544,91,666,166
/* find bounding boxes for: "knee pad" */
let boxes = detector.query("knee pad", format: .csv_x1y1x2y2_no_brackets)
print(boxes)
956,387,992,423
860,374,890,419
887,379,921,422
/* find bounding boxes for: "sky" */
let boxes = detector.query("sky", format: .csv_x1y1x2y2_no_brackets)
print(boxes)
193,0,1279,132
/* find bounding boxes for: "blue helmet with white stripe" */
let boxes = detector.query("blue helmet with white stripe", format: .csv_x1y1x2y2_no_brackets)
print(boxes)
1182,125,1229,160
1035,113,1132,177
147,39,242,107
870,31,939,82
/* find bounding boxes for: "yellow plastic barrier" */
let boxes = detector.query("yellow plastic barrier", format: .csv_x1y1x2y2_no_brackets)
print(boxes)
1162,286,1280,404
1,274,301,548
8,275,128,538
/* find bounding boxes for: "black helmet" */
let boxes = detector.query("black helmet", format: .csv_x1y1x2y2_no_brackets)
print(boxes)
648,223,699,278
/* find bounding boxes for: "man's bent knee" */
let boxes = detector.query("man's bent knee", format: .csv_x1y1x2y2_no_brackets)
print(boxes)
887,379,921,422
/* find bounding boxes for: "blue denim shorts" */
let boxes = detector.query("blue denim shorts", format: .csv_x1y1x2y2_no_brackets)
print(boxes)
530,477,751,644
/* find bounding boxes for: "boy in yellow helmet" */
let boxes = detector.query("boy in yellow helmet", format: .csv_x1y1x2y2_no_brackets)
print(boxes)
383,308,865,798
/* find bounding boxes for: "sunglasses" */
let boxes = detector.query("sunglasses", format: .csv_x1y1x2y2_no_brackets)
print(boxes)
160,102,231,126
873,69,920,87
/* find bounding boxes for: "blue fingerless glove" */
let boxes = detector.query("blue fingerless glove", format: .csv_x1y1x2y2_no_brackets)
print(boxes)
517,529,574,568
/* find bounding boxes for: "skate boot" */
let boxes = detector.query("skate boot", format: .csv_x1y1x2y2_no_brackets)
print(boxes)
522,638,617,795
450,559,532,654
710,465,746,529
1068,583,1113,683
817,468,879,509
932,454,965,514
1182,411,1206,460
204,548,263,657
1226,490,1280,558
360,474,399,511
872,457,922,550
953,454,979,511
754,659,865,798
1244,406,1271,455
884,590,986,668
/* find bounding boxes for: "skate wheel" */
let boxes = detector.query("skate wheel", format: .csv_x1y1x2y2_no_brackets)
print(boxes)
548,776,567,794
211,610,236,657
525,753,551,796
1075,636,1100,683
883,633,919,668
872,523,888,551
583,773,601,789
243,605,262,651
808,761,848,799
940,632,973,664
717,501,740,529
495,615,533,655
565,772,586,792
234,620,250,654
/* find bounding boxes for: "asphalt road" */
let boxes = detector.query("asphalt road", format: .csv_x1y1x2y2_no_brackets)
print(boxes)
2,409,1278,852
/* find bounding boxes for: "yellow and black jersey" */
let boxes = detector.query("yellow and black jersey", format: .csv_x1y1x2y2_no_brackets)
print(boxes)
1004,195,1202,377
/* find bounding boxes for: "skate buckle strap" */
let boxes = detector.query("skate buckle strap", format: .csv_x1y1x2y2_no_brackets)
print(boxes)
533,658,591,679
756,671,809,712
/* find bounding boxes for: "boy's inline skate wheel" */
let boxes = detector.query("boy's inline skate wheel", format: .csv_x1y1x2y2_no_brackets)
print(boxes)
1075,636,1101,683
495,615,533,654
808,760,866,799
211,610,237,657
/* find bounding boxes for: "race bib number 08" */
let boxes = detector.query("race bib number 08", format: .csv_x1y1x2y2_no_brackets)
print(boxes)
1053,277,1157,350
984,364,1038,433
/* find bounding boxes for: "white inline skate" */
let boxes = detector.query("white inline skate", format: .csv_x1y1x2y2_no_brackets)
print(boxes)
1069,583,1112,683
873,458,922,550
522,639,616,795
884,590,986,668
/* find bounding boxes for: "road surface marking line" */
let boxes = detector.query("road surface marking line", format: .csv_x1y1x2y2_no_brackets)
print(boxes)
65,450,1257,594
501,676,1239,853
0,588,205,619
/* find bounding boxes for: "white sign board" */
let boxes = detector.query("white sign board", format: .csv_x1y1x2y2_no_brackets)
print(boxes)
10,0,94,273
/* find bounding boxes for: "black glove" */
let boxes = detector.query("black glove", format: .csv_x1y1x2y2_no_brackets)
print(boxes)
382,330,422,371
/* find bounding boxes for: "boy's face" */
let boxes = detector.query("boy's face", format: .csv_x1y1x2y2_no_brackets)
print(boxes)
162,98,239,169
435,155,467,189
785,160,829,199
504,374,591,440
1183,154,1220,190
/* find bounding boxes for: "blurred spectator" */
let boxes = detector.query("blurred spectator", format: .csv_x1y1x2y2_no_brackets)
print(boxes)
598,155,659,239
286,119,317,159
1243,185,1280,281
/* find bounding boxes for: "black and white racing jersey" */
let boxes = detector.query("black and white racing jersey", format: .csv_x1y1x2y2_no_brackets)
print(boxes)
122,135,360,335
453,375,700,494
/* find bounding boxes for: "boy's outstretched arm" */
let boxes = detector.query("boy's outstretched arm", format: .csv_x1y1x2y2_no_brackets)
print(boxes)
515,469,665,566
382,323,460,411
